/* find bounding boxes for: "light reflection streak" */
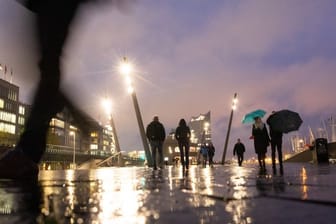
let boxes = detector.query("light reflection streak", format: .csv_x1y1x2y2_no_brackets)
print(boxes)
65,169,76,212
300,167,308,199
96,167,147,224
225,166,250,223
230,166,248,200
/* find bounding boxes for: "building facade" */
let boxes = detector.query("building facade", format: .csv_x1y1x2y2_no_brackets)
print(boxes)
163,111,212,165
0,77,116,168
0,78,29,148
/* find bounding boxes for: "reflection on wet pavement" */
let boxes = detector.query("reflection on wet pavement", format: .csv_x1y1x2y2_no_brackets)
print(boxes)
1,164,336,223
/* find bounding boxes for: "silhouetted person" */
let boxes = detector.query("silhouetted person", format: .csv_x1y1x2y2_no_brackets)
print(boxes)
199,144,208,167
267,111,284,175
146,116,166,170
252,117,270,174
207,142,215,167
233,138,245,166
175,119,191,171
0,0,131,179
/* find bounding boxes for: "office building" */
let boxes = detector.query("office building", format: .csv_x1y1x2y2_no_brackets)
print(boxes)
163,111,212,165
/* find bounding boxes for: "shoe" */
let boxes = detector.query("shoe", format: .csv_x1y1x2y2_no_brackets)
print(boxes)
0,148,39,180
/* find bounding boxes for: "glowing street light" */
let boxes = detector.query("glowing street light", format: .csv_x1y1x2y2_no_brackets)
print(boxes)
119,57,153,167
69,131,76,169
221,93,238,164
101,98,121,154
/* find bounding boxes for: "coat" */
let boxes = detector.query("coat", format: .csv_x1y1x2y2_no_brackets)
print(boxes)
266,114,283,144
252,123,270,154
146,121,166,142
233,143,245,156
174,125,191,144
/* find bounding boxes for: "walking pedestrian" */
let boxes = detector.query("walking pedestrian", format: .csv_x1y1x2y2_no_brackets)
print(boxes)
0,0,133,179
174,119,191,171
146,116,166,170
207,142,215,167
252,116,270,174
233,138,245,166
266,111,284,175
199,144,208,167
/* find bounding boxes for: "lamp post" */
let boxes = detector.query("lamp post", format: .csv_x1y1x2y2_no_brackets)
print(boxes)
221,93,238,165
69,131,76,169
119,57,153,167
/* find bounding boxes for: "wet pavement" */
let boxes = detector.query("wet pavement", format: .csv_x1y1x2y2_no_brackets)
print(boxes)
0,162,336,224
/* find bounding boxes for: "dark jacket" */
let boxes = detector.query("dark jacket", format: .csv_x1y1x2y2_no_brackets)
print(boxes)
175,125,191,144
207,144,215,157
266,114,283,143
252,123,270,154
146,121,166,141
233,143,245,156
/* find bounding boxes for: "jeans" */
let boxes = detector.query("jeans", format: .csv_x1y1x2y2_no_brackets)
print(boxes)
178,141,190,169
271,140,283,172
150,140,163,169
237,153,244,166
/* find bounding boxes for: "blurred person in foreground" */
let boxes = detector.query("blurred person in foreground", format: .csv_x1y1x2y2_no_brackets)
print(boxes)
0,0,134,179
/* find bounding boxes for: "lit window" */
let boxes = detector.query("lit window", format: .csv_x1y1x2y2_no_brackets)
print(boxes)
90,144,98,150
50,118,64,128
0,122,15,134
19,106,25,115
0,99,4,109
90,132,98,137
18,116,25,125
0,111,16,123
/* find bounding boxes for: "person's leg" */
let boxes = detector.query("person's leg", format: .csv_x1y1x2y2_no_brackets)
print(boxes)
17,0,81,163
158,141,164,168
179,143,185,168
185,142,190,169
262,153,266,171
257,154,262,168
239,154,244,166
271,141,277,174
277,141,283,175
150,141,157,170
0,0,82,179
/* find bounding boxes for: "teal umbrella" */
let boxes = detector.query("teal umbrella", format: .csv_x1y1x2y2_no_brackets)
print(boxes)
242,109,266,124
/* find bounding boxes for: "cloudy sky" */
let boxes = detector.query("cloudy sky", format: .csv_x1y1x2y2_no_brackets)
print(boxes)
1,0,336,160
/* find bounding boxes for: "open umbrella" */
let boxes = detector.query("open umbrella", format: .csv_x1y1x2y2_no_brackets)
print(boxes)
266,109,302,133
242,109,266,124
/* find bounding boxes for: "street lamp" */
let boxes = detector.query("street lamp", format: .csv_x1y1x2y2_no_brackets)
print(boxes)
101,98,121,154
119,57,153,167
69,131,76,169
221,93,238,165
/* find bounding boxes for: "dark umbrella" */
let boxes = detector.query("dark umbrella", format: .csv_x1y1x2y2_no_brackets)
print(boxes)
266,109,303,133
